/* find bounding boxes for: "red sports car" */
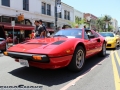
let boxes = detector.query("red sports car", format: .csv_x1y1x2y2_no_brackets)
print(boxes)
0,38,6,53
4,29,106,71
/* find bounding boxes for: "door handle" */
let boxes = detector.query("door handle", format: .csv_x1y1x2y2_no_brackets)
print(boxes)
96,38,100,42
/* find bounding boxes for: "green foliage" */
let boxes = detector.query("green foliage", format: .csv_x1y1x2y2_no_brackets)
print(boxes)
68,21,76,28
96,15,112,32
68,17,88,28
108,25,113,31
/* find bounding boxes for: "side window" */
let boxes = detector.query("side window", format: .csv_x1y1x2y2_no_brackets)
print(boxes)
84,31,89,40
93,32,99,38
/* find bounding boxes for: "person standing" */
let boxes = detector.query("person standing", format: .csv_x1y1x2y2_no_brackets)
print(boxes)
34,20,44,38
39,20,47,38
34,20,39,38
31,31,35,39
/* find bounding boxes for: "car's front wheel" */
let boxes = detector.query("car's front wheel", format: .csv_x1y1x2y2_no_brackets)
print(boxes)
68,46,85,72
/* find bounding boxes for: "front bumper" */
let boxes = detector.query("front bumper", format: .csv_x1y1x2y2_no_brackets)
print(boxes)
7,52,50,63
106,41,116,48
6,52,73,69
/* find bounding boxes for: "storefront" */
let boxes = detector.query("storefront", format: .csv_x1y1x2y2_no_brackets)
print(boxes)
42,21,55,35
0,22,34,43
0,14,34,43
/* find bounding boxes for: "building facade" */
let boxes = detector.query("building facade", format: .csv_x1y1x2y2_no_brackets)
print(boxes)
111,18,118,32
73,9,84,28
0,0,74,29
84,13,98,30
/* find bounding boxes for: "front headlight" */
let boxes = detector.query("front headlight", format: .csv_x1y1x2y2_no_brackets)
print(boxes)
32,55,47,61
3,51,8,56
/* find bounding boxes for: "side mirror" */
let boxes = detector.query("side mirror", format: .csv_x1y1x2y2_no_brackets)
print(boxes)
88,35,95,39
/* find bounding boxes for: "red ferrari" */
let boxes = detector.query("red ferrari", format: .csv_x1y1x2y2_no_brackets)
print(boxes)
4,29,106,71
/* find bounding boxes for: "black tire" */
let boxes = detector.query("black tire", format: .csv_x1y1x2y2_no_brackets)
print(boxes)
99,42,106,57
68,46,85,72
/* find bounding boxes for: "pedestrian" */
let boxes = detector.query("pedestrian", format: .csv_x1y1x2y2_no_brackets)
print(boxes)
84,25,86,29
34,20,44,38
31,31,35,39
39,20,47,38
75,24,79,28
34,20,39,38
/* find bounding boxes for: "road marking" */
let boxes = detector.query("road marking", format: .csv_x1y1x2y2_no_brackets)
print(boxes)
114,51,120,66
60,57,107,90
111,51,120,90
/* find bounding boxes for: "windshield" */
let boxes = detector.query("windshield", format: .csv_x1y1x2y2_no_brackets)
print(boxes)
54,29,82,38
99,33,114,37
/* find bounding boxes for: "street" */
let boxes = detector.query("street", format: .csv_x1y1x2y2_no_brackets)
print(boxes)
0,48,120,90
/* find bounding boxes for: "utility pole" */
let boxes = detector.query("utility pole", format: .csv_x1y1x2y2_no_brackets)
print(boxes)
55,0,57,31
55,0,61,31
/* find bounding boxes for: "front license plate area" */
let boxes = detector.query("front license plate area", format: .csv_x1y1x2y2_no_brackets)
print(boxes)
19,59,29,67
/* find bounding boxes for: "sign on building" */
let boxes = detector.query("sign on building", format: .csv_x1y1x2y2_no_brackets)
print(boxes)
56,0,62,13
11,21,15,26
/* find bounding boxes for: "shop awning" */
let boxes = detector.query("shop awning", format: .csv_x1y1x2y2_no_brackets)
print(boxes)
0,22,34,30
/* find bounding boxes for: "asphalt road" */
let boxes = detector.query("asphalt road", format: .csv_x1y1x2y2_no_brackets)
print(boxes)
0,47,120,90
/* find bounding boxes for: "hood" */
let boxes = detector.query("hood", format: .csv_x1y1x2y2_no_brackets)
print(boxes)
7,37,71,54
105,37,116,41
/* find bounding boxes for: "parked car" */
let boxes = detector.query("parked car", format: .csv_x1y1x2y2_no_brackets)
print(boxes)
0,38,6,53
99,32,119,49
4,29,106,72
115,35,120,46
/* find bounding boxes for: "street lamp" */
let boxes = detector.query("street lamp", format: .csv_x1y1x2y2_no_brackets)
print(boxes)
86,16,91,29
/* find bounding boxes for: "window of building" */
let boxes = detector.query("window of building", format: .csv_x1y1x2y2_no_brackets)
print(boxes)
1,0,10,7
23,0,29,11
64,10,67,19
64,10,70,20
1,16,11,23
68,12,70,20
42,2,46,14
47,4,51,15
58,12,62,18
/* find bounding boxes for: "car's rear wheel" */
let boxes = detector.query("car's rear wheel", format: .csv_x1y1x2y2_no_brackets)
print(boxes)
99,42,106,57
68,46,85,72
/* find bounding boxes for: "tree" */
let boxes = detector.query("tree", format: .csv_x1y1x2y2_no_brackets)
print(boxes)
103,15,112,32
96,17,105,32
68,17,88,28
108,25,113,32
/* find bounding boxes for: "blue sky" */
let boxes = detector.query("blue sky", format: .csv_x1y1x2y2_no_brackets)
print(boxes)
62,0,120,26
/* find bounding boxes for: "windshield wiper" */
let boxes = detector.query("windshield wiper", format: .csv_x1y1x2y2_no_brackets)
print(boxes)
53,35,68,38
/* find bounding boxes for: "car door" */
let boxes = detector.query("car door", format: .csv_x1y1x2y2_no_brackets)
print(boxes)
91,31,102,52
83,31,96,57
